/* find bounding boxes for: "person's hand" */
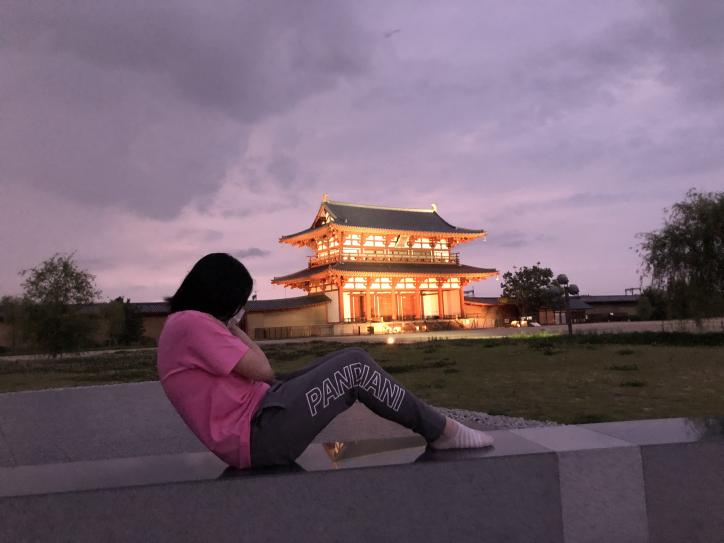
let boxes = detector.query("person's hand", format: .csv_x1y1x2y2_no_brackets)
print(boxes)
227,322,275,383
227,321,250,341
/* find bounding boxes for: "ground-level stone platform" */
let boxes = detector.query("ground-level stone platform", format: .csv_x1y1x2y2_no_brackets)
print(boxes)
1,384,722,542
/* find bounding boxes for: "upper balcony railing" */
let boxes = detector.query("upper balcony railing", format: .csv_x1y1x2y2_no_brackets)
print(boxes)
309,249,460,267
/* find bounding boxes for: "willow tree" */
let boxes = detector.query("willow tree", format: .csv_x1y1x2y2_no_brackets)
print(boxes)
637,189,724,319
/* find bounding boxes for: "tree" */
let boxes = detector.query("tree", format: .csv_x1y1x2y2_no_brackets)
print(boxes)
500,263,555,318
636,287,668,321
636,294,654,321
102,297,126,345
545,274,580,336
0,295,29,352
637,189,724,319
103,297,145,346
120,301,144,345
20,253,102,356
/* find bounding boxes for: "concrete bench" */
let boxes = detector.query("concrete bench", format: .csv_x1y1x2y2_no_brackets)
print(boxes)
1,384,723,541
2,414,723,542
0,382,419,467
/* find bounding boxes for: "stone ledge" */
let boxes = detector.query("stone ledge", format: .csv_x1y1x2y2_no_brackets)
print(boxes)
2,384,723,542
1,419,722,543
1,451,564,543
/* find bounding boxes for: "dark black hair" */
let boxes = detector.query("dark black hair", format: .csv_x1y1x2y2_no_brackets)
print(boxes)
168,253,253,321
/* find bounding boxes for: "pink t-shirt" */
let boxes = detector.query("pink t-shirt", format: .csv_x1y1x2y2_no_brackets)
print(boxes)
157,310,270,469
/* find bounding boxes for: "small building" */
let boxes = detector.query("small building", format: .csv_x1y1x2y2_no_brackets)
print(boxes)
538,298,593,325
579,295,640,321
463,296,519,328
243,294,332,340
268,196,498,336
538,295,641,324
132,302,172,341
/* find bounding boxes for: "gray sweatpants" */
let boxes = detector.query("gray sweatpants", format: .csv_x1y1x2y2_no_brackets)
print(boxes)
249,347,447,467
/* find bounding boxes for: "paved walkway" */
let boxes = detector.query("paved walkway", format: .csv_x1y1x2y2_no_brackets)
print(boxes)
2,318,722,361
0,347,156,362
257,317,724,345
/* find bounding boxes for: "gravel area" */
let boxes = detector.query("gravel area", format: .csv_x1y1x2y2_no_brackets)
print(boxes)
435,406,560,430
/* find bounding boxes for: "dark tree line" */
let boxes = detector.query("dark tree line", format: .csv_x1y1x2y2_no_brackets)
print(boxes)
500,263,579,324
0,253,144,355
499,263,555,318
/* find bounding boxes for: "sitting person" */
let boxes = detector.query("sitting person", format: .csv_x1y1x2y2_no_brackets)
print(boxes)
157,253,494,469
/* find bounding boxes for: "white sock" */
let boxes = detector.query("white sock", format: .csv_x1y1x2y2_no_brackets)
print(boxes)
430,419,494,450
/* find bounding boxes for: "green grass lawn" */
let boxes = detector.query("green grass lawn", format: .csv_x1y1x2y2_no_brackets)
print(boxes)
2,332,723,424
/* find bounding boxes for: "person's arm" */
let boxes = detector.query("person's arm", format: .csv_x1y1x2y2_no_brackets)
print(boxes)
227,322,275,383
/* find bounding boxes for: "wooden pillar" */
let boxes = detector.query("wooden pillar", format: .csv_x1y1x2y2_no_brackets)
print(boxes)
437,277,444,318
337,277,345,323
360,234,367,261
365,278,372,322
414,278,422,319
459,280,466,318
391,281,398,320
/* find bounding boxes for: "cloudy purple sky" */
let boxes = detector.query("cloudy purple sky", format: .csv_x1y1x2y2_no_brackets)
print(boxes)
1,1,722,302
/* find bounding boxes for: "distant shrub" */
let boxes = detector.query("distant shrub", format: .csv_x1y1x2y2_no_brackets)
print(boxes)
570,414,612,424
606,364,640,372
384,360,456,374
567,331,724,347
138,336,157,347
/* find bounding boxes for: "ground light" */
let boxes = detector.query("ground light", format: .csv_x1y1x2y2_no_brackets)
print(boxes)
386,337,395,344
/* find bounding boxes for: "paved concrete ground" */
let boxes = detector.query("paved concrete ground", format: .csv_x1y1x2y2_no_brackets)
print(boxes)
212,318,721,348
272,317,724,345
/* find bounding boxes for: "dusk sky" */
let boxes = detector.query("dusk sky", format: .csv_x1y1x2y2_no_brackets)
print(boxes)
1,1,722,302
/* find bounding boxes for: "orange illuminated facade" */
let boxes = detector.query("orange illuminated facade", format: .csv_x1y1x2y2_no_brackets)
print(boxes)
272,196,498,324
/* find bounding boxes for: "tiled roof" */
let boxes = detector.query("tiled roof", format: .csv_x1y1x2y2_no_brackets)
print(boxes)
326,201,485,233
539,298,593,310
274,262,497,283
566,298,593,310
245,294,330,312
579,295,640,304
131,302,170,315
281,200,485,239
130,297,334,314
65,298,331,316
73,302,170,316
464,296,504,305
